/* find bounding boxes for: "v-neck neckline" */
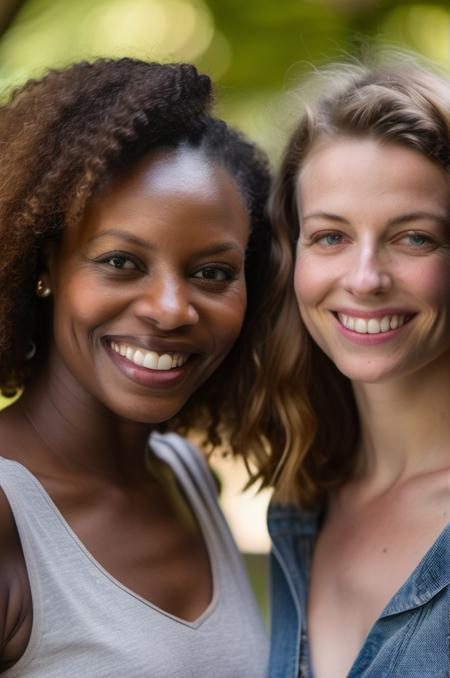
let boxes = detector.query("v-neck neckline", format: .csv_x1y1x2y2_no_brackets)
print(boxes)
1,450,220,628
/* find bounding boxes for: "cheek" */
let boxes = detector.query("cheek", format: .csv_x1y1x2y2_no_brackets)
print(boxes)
293,254,334,352
225,293,247,336
294,253,321,312
415,258,450,307
209,288,247,348
52,276,115,339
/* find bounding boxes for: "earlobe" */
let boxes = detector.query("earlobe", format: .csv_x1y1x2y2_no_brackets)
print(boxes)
36,276,52,298
36,242,57,298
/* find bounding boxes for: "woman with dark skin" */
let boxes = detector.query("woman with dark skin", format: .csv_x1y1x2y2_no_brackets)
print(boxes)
0,59,273,676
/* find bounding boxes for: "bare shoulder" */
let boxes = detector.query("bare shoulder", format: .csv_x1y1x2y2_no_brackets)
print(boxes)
433,467,450,527
411,464,450,525
0,488,32,673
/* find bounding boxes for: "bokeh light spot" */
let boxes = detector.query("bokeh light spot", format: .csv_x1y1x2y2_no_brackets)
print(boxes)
83,0,214,62
381,4,450,67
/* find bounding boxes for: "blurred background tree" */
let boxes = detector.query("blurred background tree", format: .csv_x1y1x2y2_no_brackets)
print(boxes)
0,0,448,161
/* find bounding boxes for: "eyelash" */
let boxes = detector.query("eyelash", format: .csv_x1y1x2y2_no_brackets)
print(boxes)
395,231,437,250
97,252,141,270
94,252,236,283
307,231,347,247
191,265,236,282
314,232,345,246
306,229,439,251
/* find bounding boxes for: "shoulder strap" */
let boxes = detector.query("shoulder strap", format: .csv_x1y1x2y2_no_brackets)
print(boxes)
149,432,219,504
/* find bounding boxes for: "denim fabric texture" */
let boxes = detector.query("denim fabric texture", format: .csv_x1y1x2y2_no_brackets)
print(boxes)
267,502,450,678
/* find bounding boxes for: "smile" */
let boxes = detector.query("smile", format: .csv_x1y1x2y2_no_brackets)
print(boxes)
337,313,412,334
109,341,190,371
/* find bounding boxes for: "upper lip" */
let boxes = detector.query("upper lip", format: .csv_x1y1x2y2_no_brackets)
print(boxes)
103,335,200,354
332,308,415,319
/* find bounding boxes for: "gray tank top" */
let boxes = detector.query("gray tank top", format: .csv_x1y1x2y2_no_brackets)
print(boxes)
0,432,268,677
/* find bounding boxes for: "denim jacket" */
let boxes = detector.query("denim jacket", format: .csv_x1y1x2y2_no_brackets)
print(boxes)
267,502,450,678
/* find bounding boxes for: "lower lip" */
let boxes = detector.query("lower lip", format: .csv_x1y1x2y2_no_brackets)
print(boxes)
104,342,194,389
333,315,412,345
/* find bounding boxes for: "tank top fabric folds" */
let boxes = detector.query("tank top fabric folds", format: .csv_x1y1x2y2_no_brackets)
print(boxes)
0,433,268,677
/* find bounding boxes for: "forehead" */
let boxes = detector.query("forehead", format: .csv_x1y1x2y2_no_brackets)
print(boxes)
73,146,248,237
297,137,450,218
100,144,241,205
111,145,229,197
63,145,249,250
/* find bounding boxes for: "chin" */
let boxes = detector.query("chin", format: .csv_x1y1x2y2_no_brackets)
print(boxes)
104,396,189,425
332,358,402,385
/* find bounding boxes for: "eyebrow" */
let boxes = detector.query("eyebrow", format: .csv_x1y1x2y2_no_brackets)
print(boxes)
302,212,348,224
88,228,244,256
302,211,448,226
88,229,153,248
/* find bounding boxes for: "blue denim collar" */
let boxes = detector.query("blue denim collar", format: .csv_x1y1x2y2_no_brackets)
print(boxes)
268,502,320,537
381,524,450,616
268,501,450,616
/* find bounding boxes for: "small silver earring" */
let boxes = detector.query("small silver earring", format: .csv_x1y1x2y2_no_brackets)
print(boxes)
36,279,51,298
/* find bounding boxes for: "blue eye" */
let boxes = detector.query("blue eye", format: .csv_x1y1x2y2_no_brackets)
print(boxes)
407,234,430,247
315,232,344,246
397,231,436,250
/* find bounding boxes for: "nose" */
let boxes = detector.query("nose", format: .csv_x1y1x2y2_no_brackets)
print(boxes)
343,245,392,298
134,275,199,330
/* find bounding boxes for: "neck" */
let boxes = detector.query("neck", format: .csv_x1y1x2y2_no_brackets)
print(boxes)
17,366,154,484
352,352,450,485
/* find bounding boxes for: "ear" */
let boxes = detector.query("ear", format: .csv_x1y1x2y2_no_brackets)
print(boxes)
36,242,58,298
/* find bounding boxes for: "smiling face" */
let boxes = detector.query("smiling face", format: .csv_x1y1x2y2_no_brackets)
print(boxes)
44,145,249,422
294,137,450,384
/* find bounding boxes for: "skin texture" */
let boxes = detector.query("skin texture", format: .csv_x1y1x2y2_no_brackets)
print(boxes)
0,146,250,670
45,146,249,425
294,138,450,678
295,138,450,384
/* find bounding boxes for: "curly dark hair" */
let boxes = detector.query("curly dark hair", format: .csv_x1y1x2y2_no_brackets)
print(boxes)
0,57,273,454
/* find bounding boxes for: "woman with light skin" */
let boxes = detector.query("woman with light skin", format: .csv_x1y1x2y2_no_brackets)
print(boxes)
0,58,273,676
249,58,449,677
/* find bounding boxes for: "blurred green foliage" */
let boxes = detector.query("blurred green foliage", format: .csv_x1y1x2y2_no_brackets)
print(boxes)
0,0,448,157
244,552,270,626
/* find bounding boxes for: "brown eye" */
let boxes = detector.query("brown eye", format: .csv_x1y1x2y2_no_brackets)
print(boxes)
192,266,233,281
99,253,139,270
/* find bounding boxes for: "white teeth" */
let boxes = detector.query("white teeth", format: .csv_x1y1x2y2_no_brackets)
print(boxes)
367,319,380,334
143,351,158,369
157,354,172,370
109,342,189,371
338,313,408,334
133,350,145,366
380,316,390,332
354,318,368,334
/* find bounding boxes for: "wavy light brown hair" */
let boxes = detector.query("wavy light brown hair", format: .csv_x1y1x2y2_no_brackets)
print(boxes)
252,56,450,508
0,57,282,460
